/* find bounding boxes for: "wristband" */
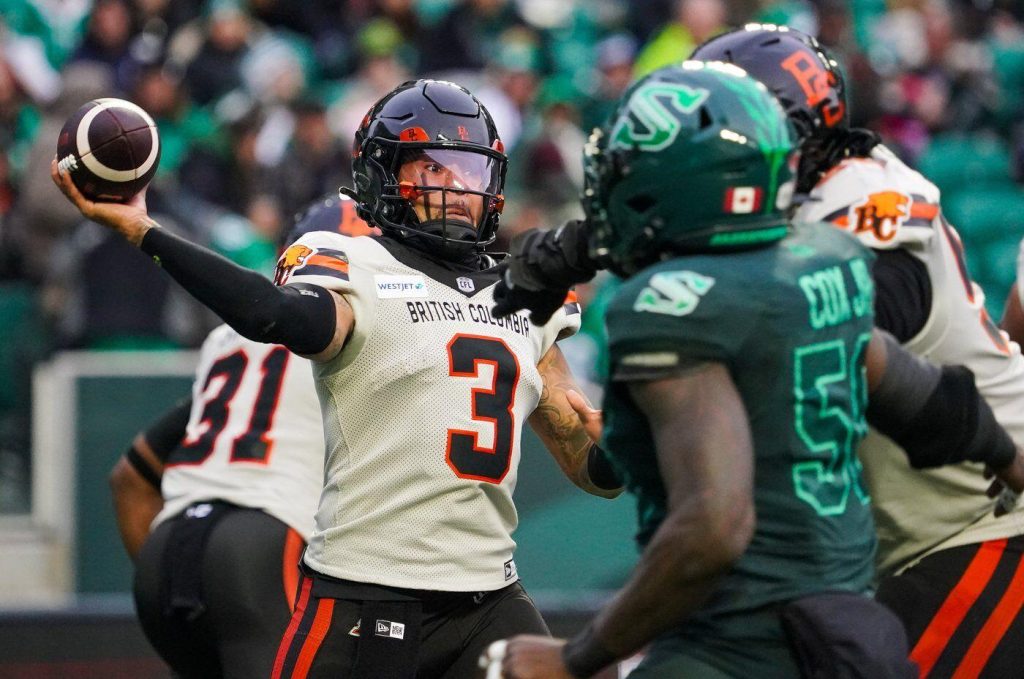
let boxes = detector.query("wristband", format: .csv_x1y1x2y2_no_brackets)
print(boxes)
562,626,617,678
125,444,162,490
587,444,622,491
143,397,192,462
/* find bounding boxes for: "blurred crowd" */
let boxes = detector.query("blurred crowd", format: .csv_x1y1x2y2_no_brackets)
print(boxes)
1,0,1023,511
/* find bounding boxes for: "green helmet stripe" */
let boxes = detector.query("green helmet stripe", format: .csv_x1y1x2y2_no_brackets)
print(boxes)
716,74,792,213
709,225,790,247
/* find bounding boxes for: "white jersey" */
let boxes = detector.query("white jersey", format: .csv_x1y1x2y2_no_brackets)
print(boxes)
796,145,1024,576
156,324,325,539
276,233,580,591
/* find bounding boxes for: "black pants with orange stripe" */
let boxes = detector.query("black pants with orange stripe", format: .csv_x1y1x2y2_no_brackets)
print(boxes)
272,568,549,679
876,535,1024,679
133,506,305,679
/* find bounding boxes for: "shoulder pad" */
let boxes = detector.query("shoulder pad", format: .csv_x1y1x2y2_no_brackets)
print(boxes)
274,231,355,289
796,148,939,251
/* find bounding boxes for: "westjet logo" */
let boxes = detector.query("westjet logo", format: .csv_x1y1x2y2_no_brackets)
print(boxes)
374,275,429,298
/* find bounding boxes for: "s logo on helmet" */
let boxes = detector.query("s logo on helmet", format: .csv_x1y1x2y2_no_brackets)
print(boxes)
610,83,710,152
274,244,314,286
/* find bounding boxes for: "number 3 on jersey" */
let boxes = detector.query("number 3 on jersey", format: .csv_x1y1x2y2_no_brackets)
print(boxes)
171,347,290,466
446,334,520,483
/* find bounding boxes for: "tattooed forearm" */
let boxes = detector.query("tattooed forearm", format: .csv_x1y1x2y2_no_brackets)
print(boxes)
530,346,615,495
533,381,592,476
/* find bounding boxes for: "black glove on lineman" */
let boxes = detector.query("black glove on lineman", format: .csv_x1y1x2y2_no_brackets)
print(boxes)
492,220,599,325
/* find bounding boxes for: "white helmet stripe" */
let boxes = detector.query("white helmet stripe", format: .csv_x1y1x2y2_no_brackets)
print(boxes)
76,98,159,182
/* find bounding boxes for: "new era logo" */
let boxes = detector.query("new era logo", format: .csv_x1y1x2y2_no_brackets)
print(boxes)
504,559,517,581
374,619,405,640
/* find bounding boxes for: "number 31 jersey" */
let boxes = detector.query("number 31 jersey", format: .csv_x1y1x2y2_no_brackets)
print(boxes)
156,324,326,538
276,233,580,592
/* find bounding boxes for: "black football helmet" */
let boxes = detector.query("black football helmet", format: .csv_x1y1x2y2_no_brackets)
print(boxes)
280,193,379,251
690,24,847,141
348,79,508,258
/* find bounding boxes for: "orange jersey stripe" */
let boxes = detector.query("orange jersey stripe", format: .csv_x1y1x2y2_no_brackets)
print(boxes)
910,202,939,220
282,529,304,612
564,290,579,305
911,539,1007,677
951,552,1024,678
292,597,336,679
306,255,349,273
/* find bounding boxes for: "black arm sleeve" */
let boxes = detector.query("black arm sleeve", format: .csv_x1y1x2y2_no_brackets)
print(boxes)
872,248,932,343
142,397,192,462
867,334,1016,469
140,227,336,355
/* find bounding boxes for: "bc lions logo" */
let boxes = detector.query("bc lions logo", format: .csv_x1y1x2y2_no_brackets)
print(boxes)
852,191,910,242
780,51,846,127
274,244,313,285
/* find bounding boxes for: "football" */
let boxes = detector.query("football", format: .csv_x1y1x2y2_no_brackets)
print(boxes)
56,98,161,202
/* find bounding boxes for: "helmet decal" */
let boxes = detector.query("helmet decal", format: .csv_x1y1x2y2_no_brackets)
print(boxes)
779,51,846,127
610,82,710,152
399,127,430,142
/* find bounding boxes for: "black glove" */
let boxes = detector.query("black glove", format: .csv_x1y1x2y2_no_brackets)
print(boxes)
492,262,569,325
491,221,599,325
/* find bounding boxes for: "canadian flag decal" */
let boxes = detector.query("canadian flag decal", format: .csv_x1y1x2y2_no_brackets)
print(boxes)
724,187,763,214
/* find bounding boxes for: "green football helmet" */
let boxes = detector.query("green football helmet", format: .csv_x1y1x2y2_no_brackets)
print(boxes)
584,61,799,276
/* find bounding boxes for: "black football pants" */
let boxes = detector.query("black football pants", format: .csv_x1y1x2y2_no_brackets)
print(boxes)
876,535,1024,679
133,505,305,679
271,569,549,679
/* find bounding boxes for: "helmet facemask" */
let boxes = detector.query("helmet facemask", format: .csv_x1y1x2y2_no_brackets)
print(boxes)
350,80,508,261
396,145,504,254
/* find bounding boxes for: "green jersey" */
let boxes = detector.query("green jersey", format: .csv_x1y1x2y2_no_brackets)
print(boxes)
603,222,877,619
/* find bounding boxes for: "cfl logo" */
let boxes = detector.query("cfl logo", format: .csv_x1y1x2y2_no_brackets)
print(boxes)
58,154,79,174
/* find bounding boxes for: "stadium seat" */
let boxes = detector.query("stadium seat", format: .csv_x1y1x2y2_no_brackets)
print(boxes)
917,134,1014,198
0,283,46,411
969,233,1021,317
991,42,1024,128
941,186,1024,316
943,185,1024,244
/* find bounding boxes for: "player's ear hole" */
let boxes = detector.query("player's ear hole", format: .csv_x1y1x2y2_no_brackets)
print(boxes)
626,194,657,213
699,107,713,130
